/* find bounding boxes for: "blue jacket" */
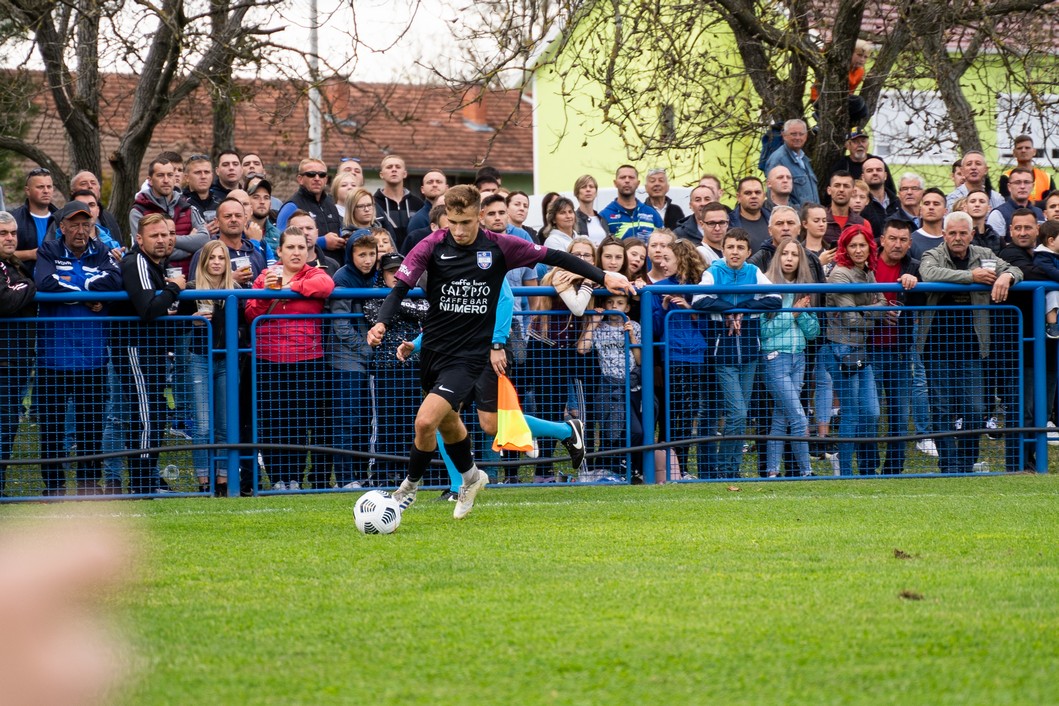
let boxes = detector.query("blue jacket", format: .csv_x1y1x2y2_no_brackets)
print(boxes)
327,264,378,373
598,199,664,242
650,275,706,364
764,144,819,208
34,237,123,370
692,261,781,365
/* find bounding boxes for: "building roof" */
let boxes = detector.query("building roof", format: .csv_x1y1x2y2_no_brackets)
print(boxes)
19,72,532,178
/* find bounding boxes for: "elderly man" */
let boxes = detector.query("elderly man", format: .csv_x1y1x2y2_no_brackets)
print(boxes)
70,170,125,244
763,119,819,207
34,202,123,496
918,211,1022,473
644,168,685,229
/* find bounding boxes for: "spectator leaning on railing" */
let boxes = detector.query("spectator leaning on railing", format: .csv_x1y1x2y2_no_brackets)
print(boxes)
917,211,1022,474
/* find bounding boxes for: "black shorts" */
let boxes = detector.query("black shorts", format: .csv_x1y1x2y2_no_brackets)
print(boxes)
463,350,511,414
419,348,487,411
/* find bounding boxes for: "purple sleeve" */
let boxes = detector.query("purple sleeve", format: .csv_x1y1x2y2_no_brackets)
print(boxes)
496,232,551,270
395,230,444,287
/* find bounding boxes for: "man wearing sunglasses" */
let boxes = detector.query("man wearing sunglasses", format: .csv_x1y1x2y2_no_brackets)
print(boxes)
276,158,343,255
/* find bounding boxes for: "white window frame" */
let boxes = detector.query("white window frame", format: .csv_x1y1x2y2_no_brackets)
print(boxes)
872,90,958,165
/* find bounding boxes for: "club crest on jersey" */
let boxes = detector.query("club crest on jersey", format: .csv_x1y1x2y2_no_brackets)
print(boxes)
477,251,493,270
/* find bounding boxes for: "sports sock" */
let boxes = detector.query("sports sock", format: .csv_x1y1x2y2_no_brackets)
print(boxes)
526,415,572,440
407,444,435,483
436,431,461,492
443,435,475,474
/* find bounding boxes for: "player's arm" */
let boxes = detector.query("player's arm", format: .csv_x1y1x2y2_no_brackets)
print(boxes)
366,281,411,346
540,249,635,297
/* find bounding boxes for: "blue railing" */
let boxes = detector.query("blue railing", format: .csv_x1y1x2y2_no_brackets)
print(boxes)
1,281,1054,500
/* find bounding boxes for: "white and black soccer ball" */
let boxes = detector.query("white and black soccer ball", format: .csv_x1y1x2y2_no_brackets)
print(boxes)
353,490,402,535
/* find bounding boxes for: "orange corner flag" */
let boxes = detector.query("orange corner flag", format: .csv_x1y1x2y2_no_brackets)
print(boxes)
492,375,534,453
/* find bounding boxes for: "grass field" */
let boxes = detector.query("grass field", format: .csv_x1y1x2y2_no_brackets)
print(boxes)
5,475,1059,705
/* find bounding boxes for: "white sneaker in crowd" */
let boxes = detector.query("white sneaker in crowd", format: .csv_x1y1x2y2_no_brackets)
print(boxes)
288,481,301,491
916,439,939,457
272,481,287,491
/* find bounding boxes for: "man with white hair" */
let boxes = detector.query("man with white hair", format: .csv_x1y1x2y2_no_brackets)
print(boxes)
763,119,819,207
918,210,1022,473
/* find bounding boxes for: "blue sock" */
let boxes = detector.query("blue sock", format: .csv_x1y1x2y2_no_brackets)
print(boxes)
436,431,461,492
526,415,571,441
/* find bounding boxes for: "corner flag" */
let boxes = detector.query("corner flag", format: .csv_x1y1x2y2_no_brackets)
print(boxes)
492,375,534,452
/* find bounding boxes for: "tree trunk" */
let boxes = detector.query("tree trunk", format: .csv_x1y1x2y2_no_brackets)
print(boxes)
918,24,984,154
209,0,236,157
71,0,102,178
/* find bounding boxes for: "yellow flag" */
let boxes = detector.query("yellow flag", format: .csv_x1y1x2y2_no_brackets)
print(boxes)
492,375,534,452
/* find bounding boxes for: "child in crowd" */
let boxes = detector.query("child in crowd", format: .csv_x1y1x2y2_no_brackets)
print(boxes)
651,239,706,479
1032,220,1059,339
761,237,820,477
577,293,642,480
623,238,648,283
372,227,396,256
644,228,676,282
692,229,781,477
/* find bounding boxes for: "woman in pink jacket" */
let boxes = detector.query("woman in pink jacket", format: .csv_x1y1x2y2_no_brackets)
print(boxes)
246,226,335,490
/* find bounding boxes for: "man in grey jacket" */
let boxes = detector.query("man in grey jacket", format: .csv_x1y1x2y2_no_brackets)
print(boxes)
917,211,1022,473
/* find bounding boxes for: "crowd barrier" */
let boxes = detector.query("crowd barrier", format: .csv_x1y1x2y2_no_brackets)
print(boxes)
0,281,1054,501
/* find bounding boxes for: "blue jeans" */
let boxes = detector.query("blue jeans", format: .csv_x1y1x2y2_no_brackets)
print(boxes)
328,368,371,486
189,352,227,480
925,347,985,473
762,352,811,476
813,356,834,426
822,343,880,476
716,361,757,477
911,351,931,435
872,348,913,474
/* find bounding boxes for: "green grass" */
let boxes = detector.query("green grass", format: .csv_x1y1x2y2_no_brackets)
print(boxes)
5,476,1059,704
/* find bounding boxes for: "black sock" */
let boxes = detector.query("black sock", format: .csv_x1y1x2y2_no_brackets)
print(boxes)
408,444,435,483
443,435,475,474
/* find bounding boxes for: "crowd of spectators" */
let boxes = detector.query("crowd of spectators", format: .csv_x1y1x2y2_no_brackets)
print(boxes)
1,129,1058,497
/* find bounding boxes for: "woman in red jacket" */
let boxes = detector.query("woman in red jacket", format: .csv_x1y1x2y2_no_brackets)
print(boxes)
246,226,335,491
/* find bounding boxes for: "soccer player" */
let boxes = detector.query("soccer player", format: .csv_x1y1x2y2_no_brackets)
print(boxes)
367,184,635,519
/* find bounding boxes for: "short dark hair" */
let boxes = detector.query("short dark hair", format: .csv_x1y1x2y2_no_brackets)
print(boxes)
701,202,728,217
147,158,173,176
288,209,312,221
158,150,183,164
1009,166,1035,180
428,203,448,228
475,175,500,190
1011,207,1038,222
830,170,854,185
1014,134,1034,147
883,218,914,234
216,149,240,164
923,187,946,200
505,190,528,205
444,185,480,213
722,228,751,247
615,164,638,178
69,189,97,201
952,159,962,174
736,176,763,193
1038,220,1059,246
474,165,501,184
481,193,506,210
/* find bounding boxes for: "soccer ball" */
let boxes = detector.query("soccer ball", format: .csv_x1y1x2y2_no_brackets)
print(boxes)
353,490,402,535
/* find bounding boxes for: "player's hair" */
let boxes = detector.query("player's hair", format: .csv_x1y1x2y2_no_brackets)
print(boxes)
444,184,480,214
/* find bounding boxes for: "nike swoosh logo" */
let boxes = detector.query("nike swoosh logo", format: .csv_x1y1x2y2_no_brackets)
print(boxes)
440,254,458,260
438,385,454,393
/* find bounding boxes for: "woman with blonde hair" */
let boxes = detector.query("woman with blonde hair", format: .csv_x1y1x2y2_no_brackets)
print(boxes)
574,174,607,244
181,240,239,494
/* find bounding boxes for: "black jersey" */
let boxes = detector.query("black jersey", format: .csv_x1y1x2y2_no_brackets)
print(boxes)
384,227,605,359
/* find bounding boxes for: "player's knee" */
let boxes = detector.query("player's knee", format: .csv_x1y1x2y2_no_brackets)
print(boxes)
478,413,497,436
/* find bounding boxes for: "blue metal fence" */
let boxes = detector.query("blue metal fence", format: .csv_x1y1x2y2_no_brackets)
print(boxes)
0,282,1054,501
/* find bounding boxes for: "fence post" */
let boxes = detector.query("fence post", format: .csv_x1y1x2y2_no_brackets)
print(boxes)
225,293,242,497
1032,285,1048,473
639,288,656,484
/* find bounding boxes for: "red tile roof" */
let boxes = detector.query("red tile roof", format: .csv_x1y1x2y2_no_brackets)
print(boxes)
17,72,532,179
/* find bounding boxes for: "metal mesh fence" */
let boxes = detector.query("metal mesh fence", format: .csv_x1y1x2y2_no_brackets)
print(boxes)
2,282,1055,501
1,315,211,498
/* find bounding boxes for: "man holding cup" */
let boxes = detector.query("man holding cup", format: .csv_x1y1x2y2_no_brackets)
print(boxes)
917,211,1022,473
114,213,186,494
188,198,267,288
